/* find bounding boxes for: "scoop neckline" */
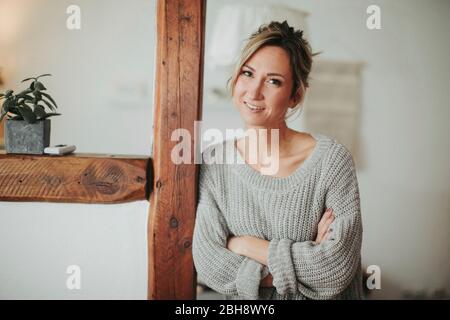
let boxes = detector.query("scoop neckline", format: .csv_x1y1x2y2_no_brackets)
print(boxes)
230,132,332,191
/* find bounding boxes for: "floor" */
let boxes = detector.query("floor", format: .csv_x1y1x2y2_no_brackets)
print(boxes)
196,285,223,300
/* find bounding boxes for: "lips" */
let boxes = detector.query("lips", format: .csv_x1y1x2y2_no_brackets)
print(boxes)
244,101,265,111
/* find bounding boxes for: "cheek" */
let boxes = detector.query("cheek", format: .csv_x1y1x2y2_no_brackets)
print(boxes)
232,81,245,101
232,89,241,107
266,90,287,104
233,79,244,94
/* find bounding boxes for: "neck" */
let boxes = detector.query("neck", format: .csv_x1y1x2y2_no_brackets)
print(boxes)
243,121,293,155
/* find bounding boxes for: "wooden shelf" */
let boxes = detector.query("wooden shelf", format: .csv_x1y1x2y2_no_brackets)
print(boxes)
0,151,153,204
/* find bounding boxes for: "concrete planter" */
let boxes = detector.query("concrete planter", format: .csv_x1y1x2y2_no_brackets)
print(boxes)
4,119,51,154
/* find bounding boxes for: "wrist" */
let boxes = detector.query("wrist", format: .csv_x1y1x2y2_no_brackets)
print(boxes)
237,236,249,256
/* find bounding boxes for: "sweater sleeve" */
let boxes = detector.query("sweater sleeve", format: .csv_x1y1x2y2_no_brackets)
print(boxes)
267,144,363,299
192,163,268,299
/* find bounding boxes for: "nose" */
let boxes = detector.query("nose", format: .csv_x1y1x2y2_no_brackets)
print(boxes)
247,79,264,100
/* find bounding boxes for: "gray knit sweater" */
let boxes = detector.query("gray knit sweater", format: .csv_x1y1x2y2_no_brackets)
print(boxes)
192,133,363,300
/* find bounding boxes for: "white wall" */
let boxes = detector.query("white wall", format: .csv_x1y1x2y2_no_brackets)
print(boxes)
0,0,156,155
0,201,148,299
203,0,450,299
0,0,154,299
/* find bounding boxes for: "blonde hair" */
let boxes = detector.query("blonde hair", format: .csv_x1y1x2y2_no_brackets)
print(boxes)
228,21,318,119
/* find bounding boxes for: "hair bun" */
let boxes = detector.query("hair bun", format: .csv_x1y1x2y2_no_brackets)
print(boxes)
278,20,303,41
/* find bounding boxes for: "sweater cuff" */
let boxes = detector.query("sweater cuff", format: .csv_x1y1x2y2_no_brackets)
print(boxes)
235,258,265,300
267,239,298,295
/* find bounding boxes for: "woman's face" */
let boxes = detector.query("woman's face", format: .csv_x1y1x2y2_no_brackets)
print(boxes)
232,45,299,128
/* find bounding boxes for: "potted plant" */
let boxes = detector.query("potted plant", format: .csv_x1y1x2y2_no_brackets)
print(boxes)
0,74,60,154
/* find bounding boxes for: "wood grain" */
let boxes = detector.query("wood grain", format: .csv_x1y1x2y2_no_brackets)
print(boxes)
0,151,151,204
148,0,206,300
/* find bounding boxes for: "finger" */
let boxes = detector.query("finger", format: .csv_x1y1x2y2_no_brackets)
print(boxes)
316,209,334,243
323,210,335,226
326,212,334,225
326,212,335,225
315,226,326,244
318,221,327,236
318,217,332,242
325,215,336,237
318,209,332,229
316,227,325,242
320,211,334,232
317,228,331,244
318,210,330,227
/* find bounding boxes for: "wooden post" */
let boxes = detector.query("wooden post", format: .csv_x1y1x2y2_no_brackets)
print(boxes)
148,0,206,299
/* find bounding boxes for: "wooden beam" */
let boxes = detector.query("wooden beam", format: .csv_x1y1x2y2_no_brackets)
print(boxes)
0,151,152,204
148,0,206,299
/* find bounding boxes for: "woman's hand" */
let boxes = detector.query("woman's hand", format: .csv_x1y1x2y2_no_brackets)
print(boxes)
314,208,334,244
226,235,246,256
227,236,274,288
227,235,269,266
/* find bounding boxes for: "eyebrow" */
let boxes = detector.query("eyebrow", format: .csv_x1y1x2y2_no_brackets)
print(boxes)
243,64,286,80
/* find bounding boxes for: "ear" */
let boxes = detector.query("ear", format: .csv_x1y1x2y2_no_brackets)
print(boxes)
289,87,303,108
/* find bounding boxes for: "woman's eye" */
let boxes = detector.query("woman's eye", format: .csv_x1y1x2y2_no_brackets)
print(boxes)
268,79,281,86
242,70,252,77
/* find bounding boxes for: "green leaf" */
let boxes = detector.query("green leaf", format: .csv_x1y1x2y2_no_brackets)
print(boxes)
17,95,34,105
36,74,52,79
34,81,46,91
23,95,34,101
41,92,58,109
41,112,61,119
22,77,36,82
8,105,20,115
16,88,33,97
22,74,51,83
33,91,42,101
34,105,47,119
5,90,13,97
17,104,37,123
2,98,14,113
40,98,55,111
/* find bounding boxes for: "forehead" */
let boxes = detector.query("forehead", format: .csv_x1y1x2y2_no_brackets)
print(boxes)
245,45,292,76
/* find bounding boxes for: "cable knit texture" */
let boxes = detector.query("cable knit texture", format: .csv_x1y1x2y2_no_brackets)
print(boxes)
192,133,363,300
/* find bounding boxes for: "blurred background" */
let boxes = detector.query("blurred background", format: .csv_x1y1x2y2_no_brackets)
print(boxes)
0,0,449,299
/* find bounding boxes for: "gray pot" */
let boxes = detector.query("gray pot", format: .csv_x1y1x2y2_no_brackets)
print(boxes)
4,119,51,154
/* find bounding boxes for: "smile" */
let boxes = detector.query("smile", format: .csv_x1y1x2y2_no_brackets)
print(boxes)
244,102,265,112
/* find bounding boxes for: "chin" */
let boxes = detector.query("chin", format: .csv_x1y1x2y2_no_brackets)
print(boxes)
241,117,268,128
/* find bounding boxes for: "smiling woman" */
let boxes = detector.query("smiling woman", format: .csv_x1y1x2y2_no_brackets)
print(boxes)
233,46,296,126
192,21,364,300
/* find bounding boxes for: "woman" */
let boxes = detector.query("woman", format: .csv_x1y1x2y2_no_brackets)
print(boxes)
193,21,363,300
